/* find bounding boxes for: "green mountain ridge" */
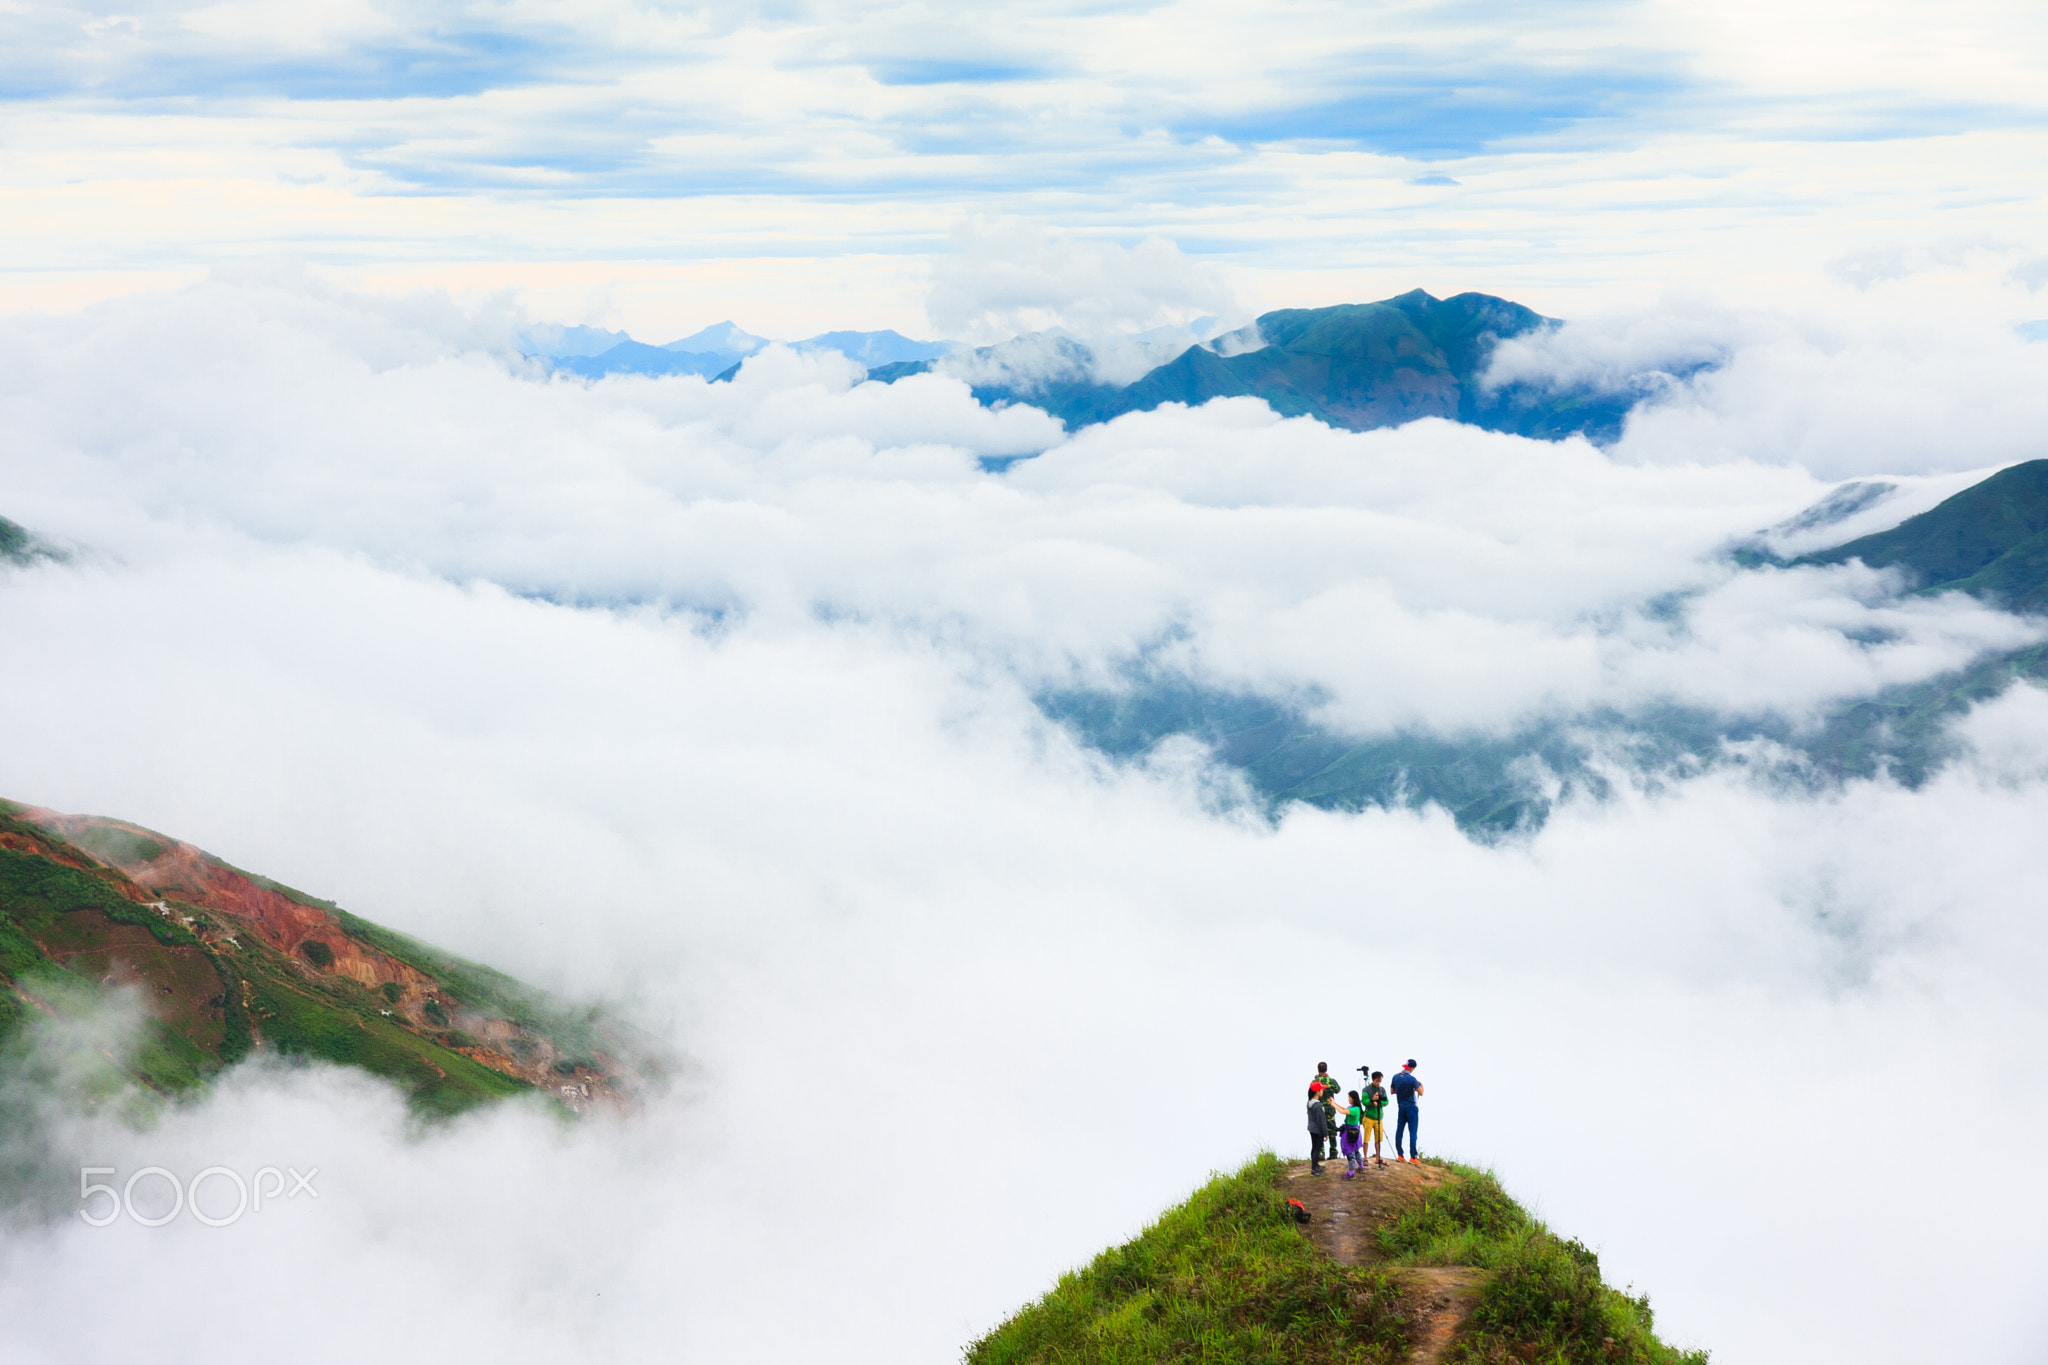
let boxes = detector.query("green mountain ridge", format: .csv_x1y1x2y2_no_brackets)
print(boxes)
1792,459,2048,611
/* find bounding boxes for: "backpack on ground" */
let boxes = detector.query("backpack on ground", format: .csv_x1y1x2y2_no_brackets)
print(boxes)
1286,1197,1311,1224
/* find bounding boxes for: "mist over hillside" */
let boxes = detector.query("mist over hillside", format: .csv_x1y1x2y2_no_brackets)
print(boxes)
3,272,2048,1365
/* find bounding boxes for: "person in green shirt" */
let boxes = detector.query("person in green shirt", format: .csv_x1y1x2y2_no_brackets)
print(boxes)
1308,1062,1336,1099
1340,1090,1365,1177
1359,1071,1389,1168
1318,1088,1339,1161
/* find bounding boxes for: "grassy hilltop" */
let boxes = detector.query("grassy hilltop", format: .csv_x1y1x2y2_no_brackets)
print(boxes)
969,1154,1706,1365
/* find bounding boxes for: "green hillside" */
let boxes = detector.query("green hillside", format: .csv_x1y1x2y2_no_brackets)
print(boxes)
969,1154,1705,1364
1795,459,2048,610
0,802,636,1116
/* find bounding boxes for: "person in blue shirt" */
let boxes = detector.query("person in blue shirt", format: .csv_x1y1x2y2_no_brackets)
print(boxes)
1389,1059,1424,1163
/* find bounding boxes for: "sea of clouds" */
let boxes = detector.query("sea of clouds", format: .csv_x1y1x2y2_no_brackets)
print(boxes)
2,268,2047,1363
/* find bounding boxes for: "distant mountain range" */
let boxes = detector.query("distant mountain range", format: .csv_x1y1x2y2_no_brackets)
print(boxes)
869,289,1695,443
523,290,1709,448
525,321,957,380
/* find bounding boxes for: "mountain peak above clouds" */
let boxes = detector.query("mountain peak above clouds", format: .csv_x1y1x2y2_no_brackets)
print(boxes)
532,322,956,380
559,337,738,379
792,329,956,366
516,323,632,359
870,289,1665,443
663,320,768,355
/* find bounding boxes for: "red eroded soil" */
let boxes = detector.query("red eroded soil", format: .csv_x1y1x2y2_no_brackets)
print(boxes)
26,809,433,994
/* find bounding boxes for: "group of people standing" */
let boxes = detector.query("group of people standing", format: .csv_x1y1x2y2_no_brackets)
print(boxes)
1304,1059,1424,1177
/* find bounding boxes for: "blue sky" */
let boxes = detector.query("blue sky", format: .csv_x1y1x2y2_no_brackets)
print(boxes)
1,0,2045,334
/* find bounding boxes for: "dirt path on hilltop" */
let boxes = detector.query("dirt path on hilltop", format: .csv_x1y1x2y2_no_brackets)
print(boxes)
1283,1157,1486,1365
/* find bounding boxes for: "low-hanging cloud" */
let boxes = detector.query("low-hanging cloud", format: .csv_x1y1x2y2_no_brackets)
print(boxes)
4,274,2048,1364
1489,293,2048,479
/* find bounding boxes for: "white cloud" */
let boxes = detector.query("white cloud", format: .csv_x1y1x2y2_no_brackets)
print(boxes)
926,221,1246,348
1484,293,2048,480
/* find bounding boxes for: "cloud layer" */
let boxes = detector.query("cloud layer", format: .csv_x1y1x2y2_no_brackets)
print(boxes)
3,275,2048,1364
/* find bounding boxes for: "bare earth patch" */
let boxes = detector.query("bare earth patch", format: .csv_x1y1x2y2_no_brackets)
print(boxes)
1284,1157,1484,1363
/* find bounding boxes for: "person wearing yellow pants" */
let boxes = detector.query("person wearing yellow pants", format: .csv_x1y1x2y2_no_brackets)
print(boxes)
1359,1070,1389,1168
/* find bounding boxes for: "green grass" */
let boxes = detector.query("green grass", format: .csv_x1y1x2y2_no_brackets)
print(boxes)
125,1017,214,1092
62,822,168,868
210,947,253,1066
0,843,202,951
335,907,613,1062
235,944,527,1117
0,898,58,984
965,1153,1409,1365
1378,1164,1708,1365
0,841,227,1093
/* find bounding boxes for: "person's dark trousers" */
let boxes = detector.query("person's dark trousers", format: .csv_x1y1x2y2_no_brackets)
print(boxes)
1310,1133,1325,1173
1395,1105,1419,1158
